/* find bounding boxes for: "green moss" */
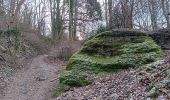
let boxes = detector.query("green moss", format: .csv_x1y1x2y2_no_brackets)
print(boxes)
95,29,148,37
119,36,161,54
53,84,71,97
59,70,92,87
66,51,162,73
80,33,160,57
81,36,128,56
58,29,163,92
65,35,162,72
3,29,21,50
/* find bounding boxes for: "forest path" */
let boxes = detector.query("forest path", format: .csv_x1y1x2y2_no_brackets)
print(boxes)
1,55,66,100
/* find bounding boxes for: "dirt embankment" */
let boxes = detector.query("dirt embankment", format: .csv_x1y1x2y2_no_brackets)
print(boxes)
1,55,66,100
0,36,82,100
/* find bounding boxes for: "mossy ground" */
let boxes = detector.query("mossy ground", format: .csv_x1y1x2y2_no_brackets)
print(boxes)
59,70,93,87
53,84,71,97
55,30,163,97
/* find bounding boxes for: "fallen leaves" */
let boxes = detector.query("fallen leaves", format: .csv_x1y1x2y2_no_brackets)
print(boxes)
56,51,170,100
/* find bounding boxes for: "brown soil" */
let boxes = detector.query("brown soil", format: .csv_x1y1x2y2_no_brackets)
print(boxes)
0,40,82,100
1,55,66,100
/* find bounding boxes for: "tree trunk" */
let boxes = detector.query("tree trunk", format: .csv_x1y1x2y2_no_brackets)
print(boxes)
165,0,170,28
73,0,78,40
108,0,113,29
105,0,108,27
148,0,158,30
56,0,61,39
161,0,170,28
120,0,134,29
69,0,74,40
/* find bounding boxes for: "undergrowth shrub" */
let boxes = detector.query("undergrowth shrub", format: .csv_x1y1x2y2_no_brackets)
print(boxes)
60,70,92,87
23,32,50,55
53,84,71,97
58,46,72,61
1,29,21,51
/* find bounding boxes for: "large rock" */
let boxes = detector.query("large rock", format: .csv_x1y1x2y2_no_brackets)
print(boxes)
60,29,163,87
149,28,170,50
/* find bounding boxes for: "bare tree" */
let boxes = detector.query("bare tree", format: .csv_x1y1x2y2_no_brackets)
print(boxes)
104,0,108,27
161,0,170,28
108,0,113,29
120,0,135,29
148,0,158,30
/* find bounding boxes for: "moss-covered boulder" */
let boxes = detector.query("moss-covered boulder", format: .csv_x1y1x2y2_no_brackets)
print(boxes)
59,29,163,87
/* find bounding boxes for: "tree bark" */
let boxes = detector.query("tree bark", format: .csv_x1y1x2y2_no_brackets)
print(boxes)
105,0,108,27
148,0,158,30
108,0,113,29
69,0,74,40
161,0,170,28
120,0,134,29
73,0,78,40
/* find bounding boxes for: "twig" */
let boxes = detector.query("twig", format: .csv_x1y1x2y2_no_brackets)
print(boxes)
0,54,6,61
50,78,58,82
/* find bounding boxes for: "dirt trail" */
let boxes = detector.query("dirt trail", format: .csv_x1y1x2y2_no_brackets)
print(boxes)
1,55,66,100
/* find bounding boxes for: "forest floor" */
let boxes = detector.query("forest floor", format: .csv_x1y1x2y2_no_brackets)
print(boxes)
0,40,81,100
1,55,66,100
55,50,170,100
0,41,170,100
